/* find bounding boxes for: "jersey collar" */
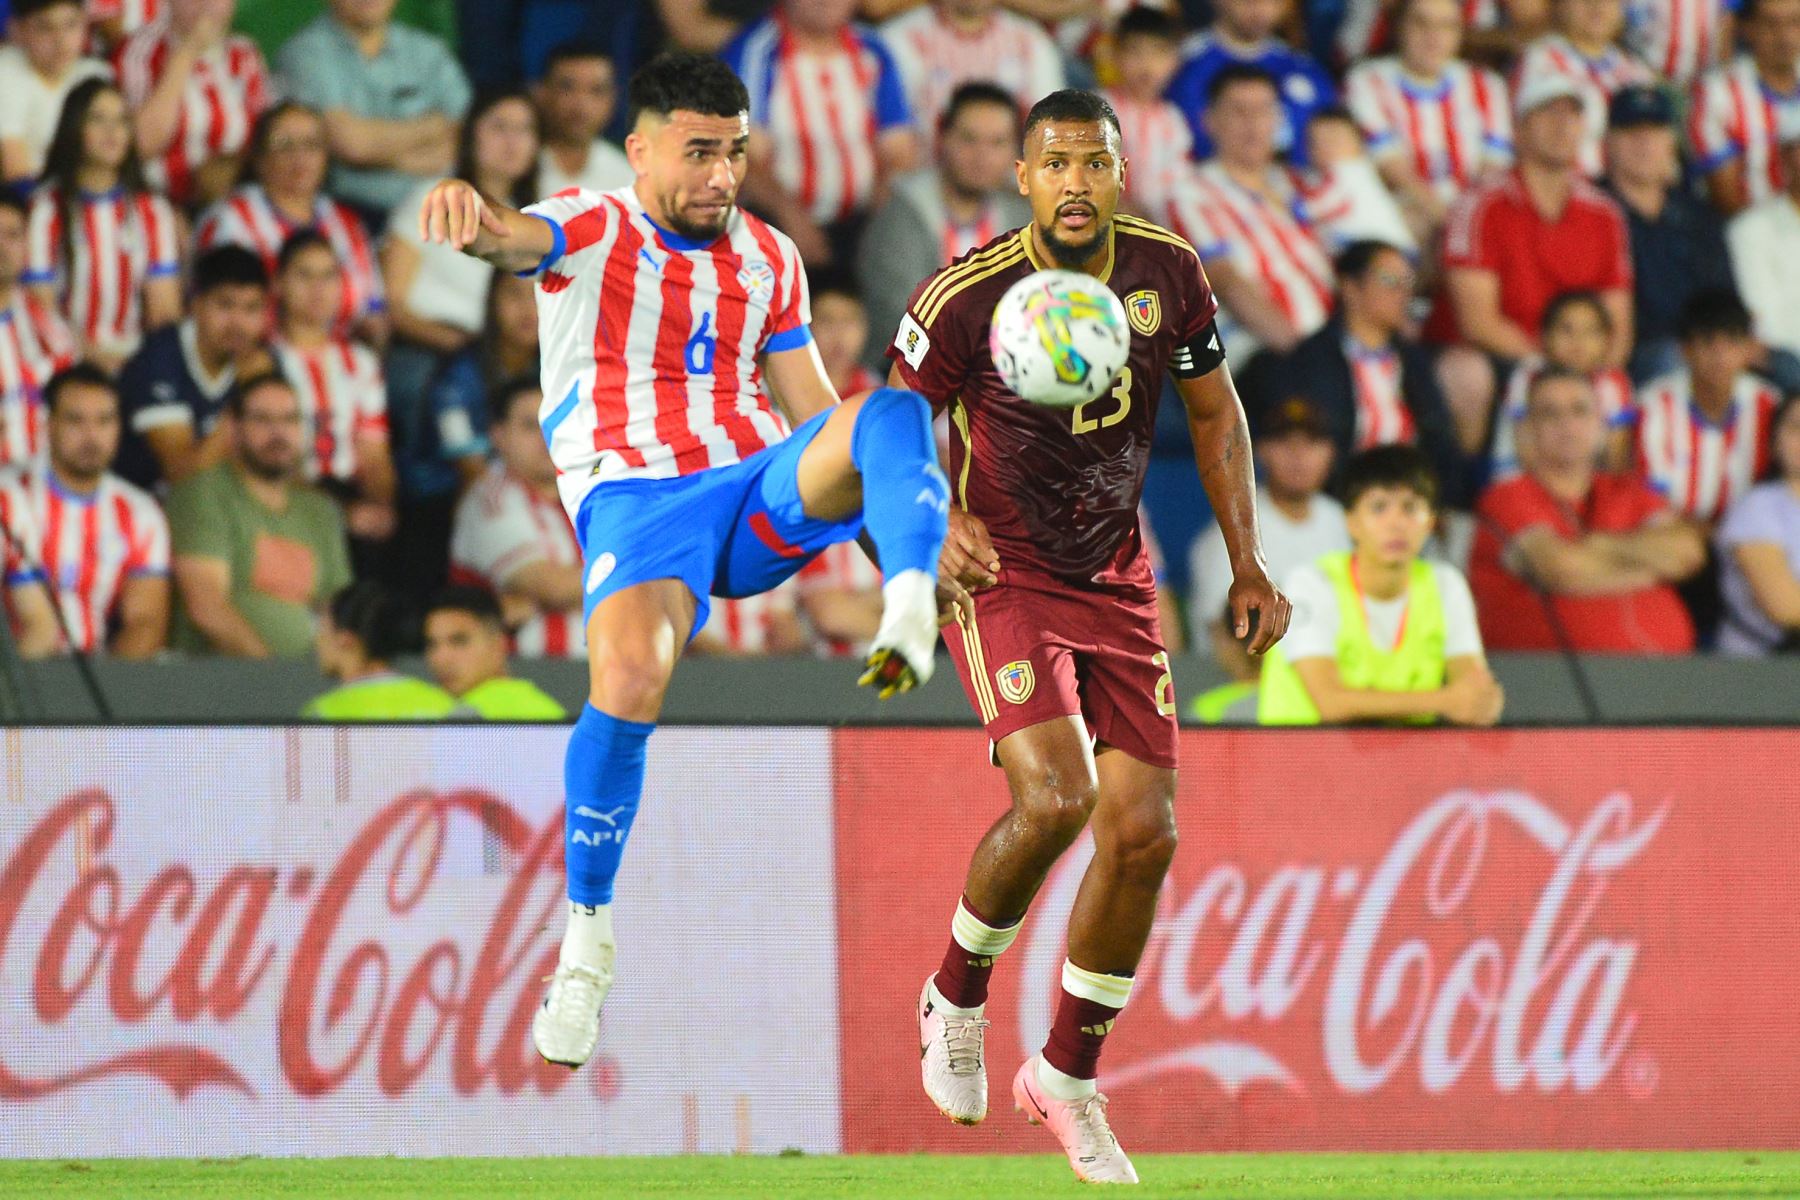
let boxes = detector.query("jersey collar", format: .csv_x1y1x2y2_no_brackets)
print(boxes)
1021,221,1115,285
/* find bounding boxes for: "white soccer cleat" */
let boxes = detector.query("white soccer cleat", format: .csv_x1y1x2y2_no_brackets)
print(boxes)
532,955,613,1068
918,976,990,1125
860,568,938,698
1013,1056,1140,1184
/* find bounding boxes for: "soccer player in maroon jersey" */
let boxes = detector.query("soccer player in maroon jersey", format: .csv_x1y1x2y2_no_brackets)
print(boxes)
889,89,1291,1183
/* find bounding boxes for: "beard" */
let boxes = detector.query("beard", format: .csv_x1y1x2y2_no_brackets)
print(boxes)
242,446,296,482
1037,219,1108,267
658,193,734,242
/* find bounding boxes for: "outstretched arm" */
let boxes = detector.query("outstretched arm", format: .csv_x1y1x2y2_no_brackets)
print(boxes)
417,179,555,274
1174,360,1291,656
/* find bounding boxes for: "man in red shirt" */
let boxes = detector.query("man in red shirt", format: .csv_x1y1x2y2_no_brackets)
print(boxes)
1471,366,1705,653
1437,73,1635,369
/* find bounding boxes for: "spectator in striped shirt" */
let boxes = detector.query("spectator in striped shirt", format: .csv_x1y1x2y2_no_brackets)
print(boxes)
114,243,268,490
1513,0,1656,177
114,0,273,207
1691,0,1800,215
1625,0,1734,85
534,42,633,197
87,0,159,47
1304,107,1419,253
1103,6,1192,229
0,0,112,186
0,363,169,658
269,230,396,549
1729,114,1800,371
1167,0,1339,165
879,0,1065,142
195,102,388,346
25,78,181,372
856,81,1027,369
449,376,585,660
0,192,76,471
1344,0,1513,242
1489,289,1636,481
725,0,919,270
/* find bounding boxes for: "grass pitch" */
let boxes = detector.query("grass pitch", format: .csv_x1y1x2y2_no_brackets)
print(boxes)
3,1152,1799,1199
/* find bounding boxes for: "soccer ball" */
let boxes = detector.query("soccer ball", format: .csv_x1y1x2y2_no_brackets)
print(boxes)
988,270,1131,409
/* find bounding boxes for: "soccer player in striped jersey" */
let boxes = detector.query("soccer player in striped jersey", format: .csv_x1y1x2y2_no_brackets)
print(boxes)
449,376,586,660
25,78,181,371
417,52,951,1073
1637,288,1781,524
0,363,169,658
196,103,388,343
1691,0,1800,215
1512,0,1657,177
890,90,1288,1183
0,193,76,471
115,0,272,206
269,232,396,547
1346,0,1512,233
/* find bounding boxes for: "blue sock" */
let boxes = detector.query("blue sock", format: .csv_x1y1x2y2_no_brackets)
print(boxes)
851,387,949,577
563,703,654,905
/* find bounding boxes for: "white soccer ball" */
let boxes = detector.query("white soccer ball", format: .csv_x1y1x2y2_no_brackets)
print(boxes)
988,269,1131,409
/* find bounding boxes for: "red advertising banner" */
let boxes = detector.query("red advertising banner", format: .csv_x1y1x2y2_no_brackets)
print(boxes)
834,728,1800,1153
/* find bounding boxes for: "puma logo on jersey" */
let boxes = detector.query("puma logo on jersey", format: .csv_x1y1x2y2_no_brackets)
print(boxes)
575,804,627,825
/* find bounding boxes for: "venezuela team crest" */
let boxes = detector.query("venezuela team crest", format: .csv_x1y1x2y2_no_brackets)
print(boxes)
996,660,1036,704
1124,289,1161,336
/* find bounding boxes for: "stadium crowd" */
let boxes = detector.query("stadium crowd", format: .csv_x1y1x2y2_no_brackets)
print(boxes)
0,0,1798,698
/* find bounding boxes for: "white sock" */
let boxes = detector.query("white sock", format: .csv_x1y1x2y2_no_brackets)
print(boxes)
928,978,984,1018
559,900,614,970
1037,1056,1098,1102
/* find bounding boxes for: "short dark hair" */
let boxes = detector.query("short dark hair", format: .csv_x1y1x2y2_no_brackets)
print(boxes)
1334,239,1406,283
428,584,506,630
1022,89,1122,146
1309,103,1358,128
938,81,1020,138
13,0,84,19
1206,62,1280,106
1524,363,1597,410
227,371,295,418
628,52,749,125
1677,287,1754,341
542,40,613,78
1539,289,1611,337
1113,5,1181,43
0,192,27,224
276,228,333,273
43,363,118,418
490,373,542,424
1340,444,1439,510
193,245,269,296
326,581,415,663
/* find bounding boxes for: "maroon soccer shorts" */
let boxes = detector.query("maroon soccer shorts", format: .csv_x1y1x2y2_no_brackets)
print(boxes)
941,580,1179,771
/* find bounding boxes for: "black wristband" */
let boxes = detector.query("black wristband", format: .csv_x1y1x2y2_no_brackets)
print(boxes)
1170,318,1226,378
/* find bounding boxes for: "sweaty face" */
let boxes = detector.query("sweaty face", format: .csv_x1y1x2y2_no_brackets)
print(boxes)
1522,377,1603,472
1205,80,1282,169
278,244,344,331
0,206,26,287
539,58,617,145
259,108,330,199
193,283,269,360
1345,486,1435,567
236,385,303,479
1399,0,1463,74
1543,301,1610,373
940,101,1018,199
493,390,554,485
83,89,133,173
15,2,86,76
1017,119,1124,268
48,382,120,481
424,610,508,696
627,110,749,242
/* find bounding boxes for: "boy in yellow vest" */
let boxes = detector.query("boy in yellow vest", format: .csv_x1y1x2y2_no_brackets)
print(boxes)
1259,445,1504,726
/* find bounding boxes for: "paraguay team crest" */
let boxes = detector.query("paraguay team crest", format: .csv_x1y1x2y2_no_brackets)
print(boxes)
737,260,776,304
1124,289,1161,336
996,660,1035,705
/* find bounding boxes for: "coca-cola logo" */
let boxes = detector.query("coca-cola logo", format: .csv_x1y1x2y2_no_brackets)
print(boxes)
1018,789,1668,1099
0,789,579,1102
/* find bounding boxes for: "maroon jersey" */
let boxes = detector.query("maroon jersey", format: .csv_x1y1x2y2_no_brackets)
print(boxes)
889,215,1217,592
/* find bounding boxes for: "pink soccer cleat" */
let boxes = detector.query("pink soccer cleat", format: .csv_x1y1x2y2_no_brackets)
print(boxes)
1012,1055,1139,1184
918,975,990,1124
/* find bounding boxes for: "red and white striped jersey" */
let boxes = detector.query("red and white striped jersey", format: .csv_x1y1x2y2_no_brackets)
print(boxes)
1345,57,1512,204
1490,358,1634,479
196,184,386,330
1690,56,1800,206
270,337,388,486
1103,89,1194,228
23,187,180,355
450,462,585,659
726,16,914,224
87,0,159,39
1336,0,1499,62
0,292,76,469
700,577,801,654
1167,161,1339,354
115,23,272,205
1636,370,1778,522
0,466,168,654
796,539,882,656
880,6,1065,139
1512,35,1656,176
521,187,808,519
1625,0,1730,85
1344,337,1416,449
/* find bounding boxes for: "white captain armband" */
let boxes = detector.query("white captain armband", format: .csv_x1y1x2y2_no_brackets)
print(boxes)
1169,319,1226,379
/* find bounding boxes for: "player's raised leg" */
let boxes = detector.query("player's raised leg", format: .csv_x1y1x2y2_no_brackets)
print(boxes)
1013,747,1174,1184
792,386,951,695
534,578,696,1068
